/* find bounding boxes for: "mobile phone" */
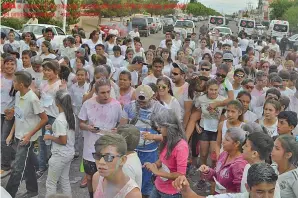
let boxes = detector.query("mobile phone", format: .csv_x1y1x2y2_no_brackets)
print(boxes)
94,127,100,130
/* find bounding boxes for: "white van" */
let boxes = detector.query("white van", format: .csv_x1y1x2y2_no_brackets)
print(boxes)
208,16,225,30
238,18,255,36
268,20,289,39
174,20,195,37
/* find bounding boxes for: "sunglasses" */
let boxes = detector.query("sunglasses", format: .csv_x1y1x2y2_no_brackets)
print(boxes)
172,72,180,76
158,85,167,90
201,68,210,71
223,60,233,63
245,85,254,89
235,74,245,78
216,73,226,78
92,153,122,162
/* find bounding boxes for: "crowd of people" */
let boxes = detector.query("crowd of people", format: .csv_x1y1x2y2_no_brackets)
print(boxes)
1,22,298,198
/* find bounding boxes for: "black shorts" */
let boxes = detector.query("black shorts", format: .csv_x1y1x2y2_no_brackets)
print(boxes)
83,159,97,176
198,129,218,142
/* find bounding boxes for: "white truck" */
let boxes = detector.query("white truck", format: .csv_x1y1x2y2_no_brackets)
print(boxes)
238,18,255,36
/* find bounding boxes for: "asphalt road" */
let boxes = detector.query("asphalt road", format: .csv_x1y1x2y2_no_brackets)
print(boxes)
1,20,239,198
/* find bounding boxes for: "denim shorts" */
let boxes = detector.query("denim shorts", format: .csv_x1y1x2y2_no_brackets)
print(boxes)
149,186,182,198
83,159,97,176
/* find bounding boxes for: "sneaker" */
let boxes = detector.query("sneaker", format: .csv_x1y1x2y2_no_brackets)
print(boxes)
36,169,46,179
0,169,11,179
80,175,88,188
18,191,38,198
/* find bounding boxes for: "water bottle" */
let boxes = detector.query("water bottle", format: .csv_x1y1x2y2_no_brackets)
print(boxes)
44,130,52,146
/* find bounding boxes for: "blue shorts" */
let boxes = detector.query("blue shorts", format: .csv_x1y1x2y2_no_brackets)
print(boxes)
137,150,158,196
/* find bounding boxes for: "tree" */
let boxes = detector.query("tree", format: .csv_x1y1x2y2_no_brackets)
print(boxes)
269,0,294,19
282,6,298,32
24,0,57,24
186,2,220,16
64,0,82,25
1,0,15,15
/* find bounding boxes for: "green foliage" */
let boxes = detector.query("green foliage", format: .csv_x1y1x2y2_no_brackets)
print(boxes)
66,0,82,25
47,19,63,28
24,0,57,24
186,2,221,16
269,0,294,19
1,17,27,29
1,0,15,15
282,6,298,32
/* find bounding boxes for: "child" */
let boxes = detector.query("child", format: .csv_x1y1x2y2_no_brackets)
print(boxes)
257,99,281,137
36,60,62,178
111,46,125,80
217,100,245,154
117,124,142,188
74,56,85,72
44,90,76,197
69,68,89,158
277,111,298,136
236,91,257,123
5,71,48,198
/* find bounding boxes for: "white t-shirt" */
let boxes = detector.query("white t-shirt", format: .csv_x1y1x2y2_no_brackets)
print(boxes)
192,47,212,64
244,110,257,123
218,79,233,98
69,82,90,115
268,43,280,53
239,39,249,52
162,63,173,77
51,112,75,157
36,38,59,51
1,75,14,114
5,40,20,52
19,40,30,56
14,90,44,141
39,80,61,117
159,39,166,48
123,152,142,188
231,46,242,66
163,96,182,121
78,98,122,162
172,82,192,117
129,31,140,39
280,88,295,98
40,53,56,61
84,39,103,55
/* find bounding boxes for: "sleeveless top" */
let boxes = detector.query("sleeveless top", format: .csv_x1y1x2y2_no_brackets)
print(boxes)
221,120,245,141
94,177,139,198
259,118,278,137
118,88,135,107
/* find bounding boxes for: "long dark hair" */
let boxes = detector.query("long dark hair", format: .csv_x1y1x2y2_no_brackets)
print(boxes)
156,76,173,96
153,109,186,159
55,90,75,130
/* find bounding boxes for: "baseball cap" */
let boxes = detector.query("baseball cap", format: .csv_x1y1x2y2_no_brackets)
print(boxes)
75,48,85,56
172,62,188,74
132,56,148,65
135,85,154,101
223,52,233,61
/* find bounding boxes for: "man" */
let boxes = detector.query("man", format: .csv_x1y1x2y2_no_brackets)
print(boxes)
37,28,58,52
108,24,119,37
189,33,197,50
26,13,38,24
142,57,165,85
268,36,280,57
278,70,295,97
193,38,212,64
251,71,267,97
288,79,298,137
172,32,182,55
79,78,122,198
232,38,242,66
222,51,235,83
129,27,140,39
211,52,223,75
120,85,165,197
70,48,89,68
199,61,213,78
171,62,192,128
159,32,172,48
172,163,278,198
239,33,249,56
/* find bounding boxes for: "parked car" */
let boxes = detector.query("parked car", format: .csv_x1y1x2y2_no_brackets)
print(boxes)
100,23,128,38
146,17,159,34
192,17,199,22
288,34,298,49
1,25,22,41
212,26,232,36
19,24,69,44
131,17,150,37
162,18,174,34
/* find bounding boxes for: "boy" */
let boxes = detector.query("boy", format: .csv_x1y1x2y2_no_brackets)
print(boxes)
277,111,298,136
5,71,48,198
117,124,142,188
21,50,35,77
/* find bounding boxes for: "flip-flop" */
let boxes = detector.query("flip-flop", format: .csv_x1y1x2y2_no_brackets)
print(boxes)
0,169,11,179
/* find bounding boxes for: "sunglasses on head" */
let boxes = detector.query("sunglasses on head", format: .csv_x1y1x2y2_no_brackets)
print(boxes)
158,85,167,90
235,73,245,78
216,73,226,78
201,68,210,71
92,153,122,162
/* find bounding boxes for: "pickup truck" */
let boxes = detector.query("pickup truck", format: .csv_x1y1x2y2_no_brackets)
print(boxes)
19,24,70,45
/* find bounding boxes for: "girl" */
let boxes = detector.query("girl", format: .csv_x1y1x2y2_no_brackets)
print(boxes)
110,46,124,80
85,30,102,55
161,48,173,77
199,127,247,193
134,41,146,62
104,34,116,58
5,30,20,52
232,68,245,99
202,53,213,64
123,48,134,68
156,47,163,57
195,79,226,165
74,56,85,72
144,109,188,198
257,99,281,137
284,60,295,71
69,68,90,158
36,60,62,178
19,32,32,55
145,50,155,66
81,44,91,63
217,100,245,155
118,70,136,107
44,89,76,197
40,41,56,60
74,34,82,48
260,61,270,75
271,135,298,198
175,50,186,64
265,49,276,66
236,91,257,123
157,77,182,121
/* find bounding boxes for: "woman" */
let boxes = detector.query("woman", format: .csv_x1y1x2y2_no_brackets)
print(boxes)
81,43,91,63
156,47,163,57
236,91,257,123
199,127,247,193
118,70,136,107
144,109,188,198
161,48,173,77
265,49,276,65
19,32,32,55
271,135,298,198
92,133,141,197
260,61,270,75
202,53,213,64
40,41,56,60
5,30,20,52
145,50,155,66
175,50,186,64
157,77,182,121
74,34,83,48
104,34,116,58
85,30,102,55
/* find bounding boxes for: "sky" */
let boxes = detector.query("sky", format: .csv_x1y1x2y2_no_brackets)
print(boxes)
191,0,259,14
